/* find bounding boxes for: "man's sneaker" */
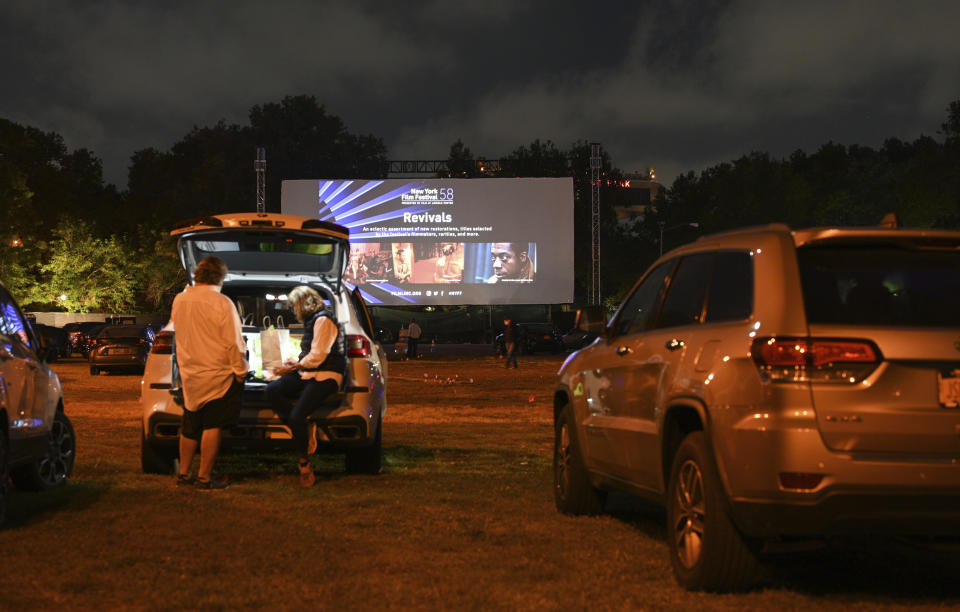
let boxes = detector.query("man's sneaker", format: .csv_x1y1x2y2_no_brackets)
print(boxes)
195,477,230,490
176,473,195,486
307,422,318,455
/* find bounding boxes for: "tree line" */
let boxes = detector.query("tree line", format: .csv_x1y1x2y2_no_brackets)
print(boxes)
2,96,959,314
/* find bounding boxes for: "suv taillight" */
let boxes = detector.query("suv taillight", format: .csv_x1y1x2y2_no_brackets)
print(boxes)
151,332,173,354
345,335,370,358
750,337,881,383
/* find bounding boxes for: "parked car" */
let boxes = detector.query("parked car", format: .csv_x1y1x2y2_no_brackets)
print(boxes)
140,212,388,476
64,321,108,356
88,324,155,375
34,323,72,361
0,282,76,527
494,322,564,356
553,220,960,591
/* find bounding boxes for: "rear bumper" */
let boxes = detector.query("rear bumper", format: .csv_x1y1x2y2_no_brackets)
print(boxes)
732,491,960,537
90,354,147,368
144,392,378,451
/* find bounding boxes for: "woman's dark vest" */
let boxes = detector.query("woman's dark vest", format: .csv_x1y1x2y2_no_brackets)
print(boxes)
299,310,346,374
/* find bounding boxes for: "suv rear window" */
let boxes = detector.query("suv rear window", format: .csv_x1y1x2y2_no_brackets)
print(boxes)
798,245,960,327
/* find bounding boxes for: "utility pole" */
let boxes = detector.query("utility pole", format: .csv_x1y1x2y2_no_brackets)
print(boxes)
589,143,601,306
255,147,266,213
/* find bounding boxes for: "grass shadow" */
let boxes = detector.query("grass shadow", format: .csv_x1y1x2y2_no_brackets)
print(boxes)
765,537,960,601
604,491,668,541
4,482,109,529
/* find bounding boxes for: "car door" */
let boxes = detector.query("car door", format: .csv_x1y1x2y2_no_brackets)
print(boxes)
0,286,48,456
579,260,674,481
584,254,715,491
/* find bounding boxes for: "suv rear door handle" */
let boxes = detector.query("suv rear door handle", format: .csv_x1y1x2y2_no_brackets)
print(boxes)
616,346,631,356
665,339,684,351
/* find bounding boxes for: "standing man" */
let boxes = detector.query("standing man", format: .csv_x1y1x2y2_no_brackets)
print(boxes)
407,317,422,360
172,256,248,490
503,318,519,369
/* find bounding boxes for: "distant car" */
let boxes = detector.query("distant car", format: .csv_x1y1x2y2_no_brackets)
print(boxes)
494,322,564,356
88,324,155,375
139,212,388,476
560,328,598,351
0,282,76,527
554,220,960,591
33,324,72,361
63,321,108,356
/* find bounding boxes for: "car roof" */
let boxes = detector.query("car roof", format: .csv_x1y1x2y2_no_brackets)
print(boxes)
663,222,960,258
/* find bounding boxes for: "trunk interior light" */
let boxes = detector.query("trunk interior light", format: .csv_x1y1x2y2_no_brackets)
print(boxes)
751,337,881,383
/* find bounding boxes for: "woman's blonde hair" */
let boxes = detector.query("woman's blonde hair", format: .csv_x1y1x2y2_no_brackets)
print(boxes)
287,286,324,322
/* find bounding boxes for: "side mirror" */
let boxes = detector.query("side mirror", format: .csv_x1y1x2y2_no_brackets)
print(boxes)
575,306,606,336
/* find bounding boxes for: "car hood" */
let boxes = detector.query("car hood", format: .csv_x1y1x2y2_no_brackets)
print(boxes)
172,213,349,286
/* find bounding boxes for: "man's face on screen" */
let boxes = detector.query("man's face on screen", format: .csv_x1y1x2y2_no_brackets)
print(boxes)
491,243,521,279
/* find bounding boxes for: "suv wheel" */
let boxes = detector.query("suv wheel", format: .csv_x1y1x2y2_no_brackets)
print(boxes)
345,418,383,475
11,411,75,491
141,430,177,474
554,402,605,515
667,431,757,591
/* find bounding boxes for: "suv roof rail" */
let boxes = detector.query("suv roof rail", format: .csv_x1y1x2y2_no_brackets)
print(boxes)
696,223,791,241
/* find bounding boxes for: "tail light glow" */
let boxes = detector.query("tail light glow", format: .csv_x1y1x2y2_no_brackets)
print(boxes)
151,332,174,354
345,335,370,358
751,337,881,383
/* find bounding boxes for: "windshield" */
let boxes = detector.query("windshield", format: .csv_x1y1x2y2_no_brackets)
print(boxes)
798,245,960,327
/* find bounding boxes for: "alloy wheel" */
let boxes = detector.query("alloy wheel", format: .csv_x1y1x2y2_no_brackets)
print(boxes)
673,458,706,569
555,421,571,501
37,417,74,487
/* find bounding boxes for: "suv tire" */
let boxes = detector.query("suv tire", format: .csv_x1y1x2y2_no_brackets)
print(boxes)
345,418,382,475
141,431,177,474
0,427,8,527
11,411,75,491
667,431,757,591
554,402,605,515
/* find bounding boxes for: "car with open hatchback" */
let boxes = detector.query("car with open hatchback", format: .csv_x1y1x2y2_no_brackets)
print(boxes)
140,212,388,476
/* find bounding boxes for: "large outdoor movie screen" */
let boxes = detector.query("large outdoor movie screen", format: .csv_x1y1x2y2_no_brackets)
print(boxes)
281,178,573,306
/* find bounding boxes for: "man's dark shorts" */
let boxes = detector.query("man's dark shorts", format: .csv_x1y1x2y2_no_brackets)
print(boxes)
181,378,243,441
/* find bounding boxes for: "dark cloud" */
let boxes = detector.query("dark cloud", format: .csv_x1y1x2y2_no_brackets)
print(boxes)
2,0,958,187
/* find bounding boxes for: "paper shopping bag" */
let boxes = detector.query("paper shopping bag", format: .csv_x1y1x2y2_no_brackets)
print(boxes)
261,327,283,371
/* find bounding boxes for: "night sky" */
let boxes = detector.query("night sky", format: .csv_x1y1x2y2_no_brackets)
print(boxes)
3,1,959,187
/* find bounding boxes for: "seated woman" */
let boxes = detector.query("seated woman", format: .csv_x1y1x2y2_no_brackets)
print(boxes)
265,285,344,487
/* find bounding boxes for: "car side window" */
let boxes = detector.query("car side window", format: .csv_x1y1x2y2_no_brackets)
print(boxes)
705,252,753,322
614,261,673,336
0,286,33,348
655,254,713,329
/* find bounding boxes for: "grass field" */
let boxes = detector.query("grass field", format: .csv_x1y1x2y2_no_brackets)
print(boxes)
2,351,959,610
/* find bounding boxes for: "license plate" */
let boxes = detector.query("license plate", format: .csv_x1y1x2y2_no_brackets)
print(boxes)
109,347,134,355
939,373,960,408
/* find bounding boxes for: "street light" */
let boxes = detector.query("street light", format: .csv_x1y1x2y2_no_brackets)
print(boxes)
658,222,700,256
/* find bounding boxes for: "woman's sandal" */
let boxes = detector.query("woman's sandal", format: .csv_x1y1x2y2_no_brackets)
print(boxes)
299,459,315,488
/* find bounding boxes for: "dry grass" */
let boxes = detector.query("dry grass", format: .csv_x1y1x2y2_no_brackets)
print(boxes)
1,352,959,610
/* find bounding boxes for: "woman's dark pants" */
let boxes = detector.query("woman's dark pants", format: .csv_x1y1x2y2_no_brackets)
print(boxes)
265,372,339,456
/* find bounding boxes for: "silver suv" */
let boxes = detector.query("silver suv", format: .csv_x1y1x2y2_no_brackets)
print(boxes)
1,282,76,527
554,221,960,591
140,213,388,476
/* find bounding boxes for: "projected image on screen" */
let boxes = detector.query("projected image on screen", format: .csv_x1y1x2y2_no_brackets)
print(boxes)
281,178,572,305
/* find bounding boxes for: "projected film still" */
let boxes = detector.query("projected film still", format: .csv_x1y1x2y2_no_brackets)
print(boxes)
281,178,573,305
